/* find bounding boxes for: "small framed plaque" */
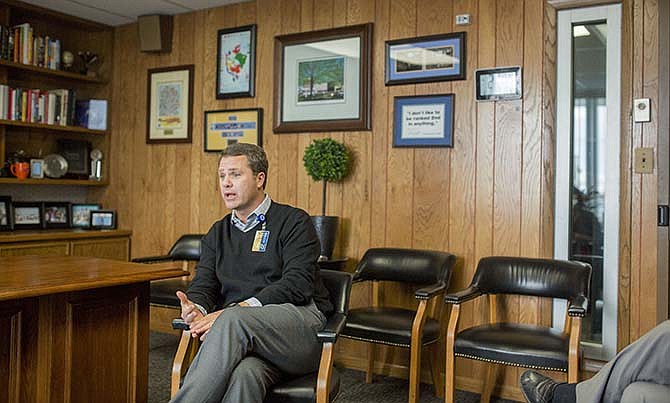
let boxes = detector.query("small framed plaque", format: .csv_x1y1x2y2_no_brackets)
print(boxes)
30,159,44,179
475,66,522,101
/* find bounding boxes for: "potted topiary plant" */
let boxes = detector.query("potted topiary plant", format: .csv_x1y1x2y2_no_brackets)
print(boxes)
303,138,350,260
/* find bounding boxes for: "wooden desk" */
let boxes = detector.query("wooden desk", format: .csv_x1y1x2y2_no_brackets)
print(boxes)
0,256,185,403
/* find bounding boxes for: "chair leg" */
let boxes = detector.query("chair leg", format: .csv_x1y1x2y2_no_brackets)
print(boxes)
479,364,498,403
365,343,375,383
428,342,444,398
316,342,335,403
408,343,422,403
445,304,461,403
171,331,195,397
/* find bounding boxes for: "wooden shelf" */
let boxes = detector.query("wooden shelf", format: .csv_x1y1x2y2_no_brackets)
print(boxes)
0,177,107,186
0,119,107,135
0,59,105,83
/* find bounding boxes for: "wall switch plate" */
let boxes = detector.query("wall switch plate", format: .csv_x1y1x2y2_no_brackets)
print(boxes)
633,98,651,122
634,147,654,174
456,14,471,25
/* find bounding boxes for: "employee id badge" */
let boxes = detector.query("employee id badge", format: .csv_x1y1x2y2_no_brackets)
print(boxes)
252,230,270,252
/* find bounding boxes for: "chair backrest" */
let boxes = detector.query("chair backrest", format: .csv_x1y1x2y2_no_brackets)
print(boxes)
353,248,455,286
470,256,591,300
320,269,353,315
168,234,203,261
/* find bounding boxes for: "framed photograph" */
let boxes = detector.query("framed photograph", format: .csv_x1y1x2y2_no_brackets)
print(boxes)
43,202,70,229
0,196,12,231
146,65,195,144
475,66,522,101
30,159,44,179
217,25,256,99
393,94,454,148
204,108,262,152
90,210,117,230
58,139,90,177
12,202,43,230
273,23,372,133
385,32,466,85
71,203,101,228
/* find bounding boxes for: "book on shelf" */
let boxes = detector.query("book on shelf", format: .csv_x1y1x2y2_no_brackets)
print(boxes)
0,85,83,126
0,23,62,70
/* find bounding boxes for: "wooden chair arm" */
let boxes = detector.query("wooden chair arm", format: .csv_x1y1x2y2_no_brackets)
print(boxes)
171,331,201,397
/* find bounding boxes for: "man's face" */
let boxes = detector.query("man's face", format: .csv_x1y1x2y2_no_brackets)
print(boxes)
218,155,265,218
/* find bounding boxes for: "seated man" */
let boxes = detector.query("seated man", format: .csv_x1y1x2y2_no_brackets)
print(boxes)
520,320,670,403
170,143,333,403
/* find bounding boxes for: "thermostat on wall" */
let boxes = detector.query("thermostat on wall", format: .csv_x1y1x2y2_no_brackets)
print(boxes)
475,66,522,101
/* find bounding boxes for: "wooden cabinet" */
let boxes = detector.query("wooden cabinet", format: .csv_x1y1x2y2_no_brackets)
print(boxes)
0,0,113,186
0,229,131,260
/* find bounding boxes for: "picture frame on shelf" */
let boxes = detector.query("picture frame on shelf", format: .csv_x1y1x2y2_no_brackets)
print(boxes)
90,210,117,230
393,94,454,148
30,159,44,179
475,66,522,101
12,202,43,230
146,65,194,144
273,23,372,133
385,32,466,85
204,108,263,152
216,25,256,99
0,196,12,231
71,203,101,228
58,139,91,177
43,202,70,229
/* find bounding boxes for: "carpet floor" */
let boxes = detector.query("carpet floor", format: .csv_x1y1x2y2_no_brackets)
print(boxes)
149,331,519,403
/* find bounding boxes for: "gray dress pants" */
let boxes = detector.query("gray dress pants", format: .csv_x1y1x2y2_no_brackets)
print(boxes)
170,301,326,403
576,320,670,403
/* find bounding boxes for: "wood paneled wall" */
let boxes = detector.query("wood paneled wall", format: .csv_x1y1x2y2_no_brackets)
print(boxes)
102,0,662,399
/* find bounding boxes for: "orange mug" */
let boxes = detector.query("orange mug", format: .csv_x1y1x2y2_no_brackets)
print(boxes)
10,162,29,180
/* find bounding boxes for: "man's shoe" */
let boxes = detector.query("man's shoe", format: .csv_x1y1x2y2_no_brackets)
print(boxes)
519,370,564,403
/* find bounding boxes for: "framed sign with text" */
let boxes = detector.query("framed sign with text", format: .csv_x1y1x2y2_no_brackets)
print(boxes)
393,94,454,148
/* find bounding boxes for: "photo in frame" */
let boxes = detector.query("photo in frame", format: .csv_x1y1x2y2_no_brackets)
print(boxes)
30,159,44,179
13,202,43,230
204,108,262,152
71,203,101,228
475,66,522,101
146,65,194,144
385,32,466,85
43,202,70,229
217,25,256,99
273,23,372,133
393,94,454,148
90,210,117,230
0,196,12,231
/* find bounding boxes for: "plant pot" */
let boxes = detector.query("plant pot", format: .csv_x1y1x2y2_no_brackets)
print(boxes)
310,215,339,260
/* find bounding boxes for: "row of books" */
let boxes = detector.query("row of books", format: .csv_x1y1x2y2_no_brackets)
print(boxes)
0,85,75,126
0,23,61,69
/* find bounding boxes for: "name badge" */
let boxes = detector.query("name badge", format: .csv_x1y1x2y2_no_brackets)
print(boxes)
252,230,270,252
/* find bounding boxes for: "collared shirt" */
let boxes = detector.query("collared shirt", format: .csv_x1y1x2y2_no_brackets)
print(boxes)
231,194,271,232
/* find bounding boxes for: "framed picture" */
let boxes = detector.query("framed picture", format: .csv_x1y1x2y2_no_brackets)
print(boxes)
216,25,256,99
273,23,372,133
43,202,70,229
204,108,262,152
90,210,117,230
58,139,90,177
475,66,522,101
146,65,194,144
71,203,101,228
30,159,44,179
0,196,12,231
12,202,43,230
385,32,466,85
393,94,455,148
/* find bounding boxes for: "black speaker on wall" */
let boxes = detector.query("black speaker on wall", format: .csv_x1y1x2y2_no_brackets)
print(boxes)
138,14,173,53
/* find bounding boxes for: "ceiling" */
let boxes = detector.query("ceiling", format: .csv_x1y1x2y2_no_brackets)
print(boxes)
20,0,247,27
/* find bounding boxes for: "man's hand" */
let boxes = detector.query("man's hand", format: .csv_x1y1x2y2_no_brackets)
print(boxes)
176,291,204,325
189,310,223,341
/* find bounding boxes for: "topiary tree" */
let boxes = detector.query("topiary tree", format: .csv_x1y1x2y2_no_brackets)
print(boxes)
303,138,350,216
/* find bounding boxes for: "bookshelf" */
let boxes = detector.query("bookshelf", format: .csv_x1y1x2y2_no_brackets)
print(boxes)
0,0,113,187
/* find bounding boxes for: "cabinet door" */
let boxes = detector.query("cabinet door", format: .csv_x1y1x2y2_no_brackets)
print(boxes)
0,242,69,257
71,238,130,261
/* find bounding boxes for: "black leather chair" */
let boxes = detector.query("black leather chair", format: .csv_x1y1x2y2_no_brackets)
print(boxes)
340,248,456,403
171,269,353,403
443,256,592,403
132,234,203,331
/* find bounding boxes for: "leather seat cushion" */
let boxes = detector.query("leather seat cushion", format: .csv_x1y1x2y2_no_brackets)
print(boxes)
454,323,570,371
342,307,441,347
150,278,191,307
265,368,340,403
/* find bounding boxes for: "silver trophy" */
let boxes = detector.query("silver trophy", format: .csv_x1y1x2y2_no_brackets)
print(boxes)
90,149,103,180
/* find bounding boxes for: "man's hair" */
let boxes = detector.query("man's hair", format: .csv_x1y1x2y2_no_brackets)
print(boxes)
219,143,268,189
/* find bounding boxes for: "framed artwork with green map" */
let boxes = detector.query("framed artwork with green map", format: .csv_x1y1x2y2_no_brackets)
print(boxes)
217,25,256,99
